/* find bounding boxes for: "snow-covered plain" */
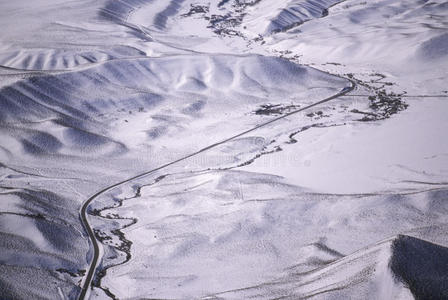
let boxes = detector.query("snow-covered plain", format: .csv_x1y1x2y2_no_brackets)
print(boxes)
0,0,447,299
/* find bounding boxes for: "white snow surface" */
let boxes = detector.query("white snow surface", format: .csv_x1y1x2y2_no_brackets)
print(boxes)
0,0,447,299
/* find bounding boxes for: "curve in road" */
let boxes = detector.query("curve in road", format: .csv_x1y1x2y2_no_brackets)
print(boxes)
78,78,356,300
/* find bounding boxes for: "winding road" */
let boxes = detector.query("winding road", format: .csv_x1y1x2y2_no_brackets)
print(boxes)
78,78,355,300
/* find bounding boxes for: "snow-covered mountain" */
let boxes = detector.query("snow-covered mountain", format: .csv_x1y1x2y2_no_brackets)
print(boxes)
0,0,447,299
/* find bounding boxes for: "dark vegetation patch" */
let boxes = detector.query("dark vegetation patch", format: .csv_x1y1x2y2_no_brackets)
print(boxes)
254,103,329,119
236,144,282,168
208,13,245,37
353,91,408,121
254,103,301,116
56,268,86,278
181,4,209,17
181,0,261,37
347,73,408,121
89,175,166,299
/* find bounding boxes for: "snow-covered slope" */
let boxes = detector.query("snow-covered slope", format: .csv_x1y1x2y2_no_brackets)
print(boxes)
0,0,447,299
0,53,349,160
96,169,448,299
242,0,344,35
216,234,448,299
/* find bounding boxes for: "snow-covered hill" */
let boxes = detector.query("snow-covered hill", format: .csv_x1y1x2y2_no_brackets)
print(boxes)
0,0,447,299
